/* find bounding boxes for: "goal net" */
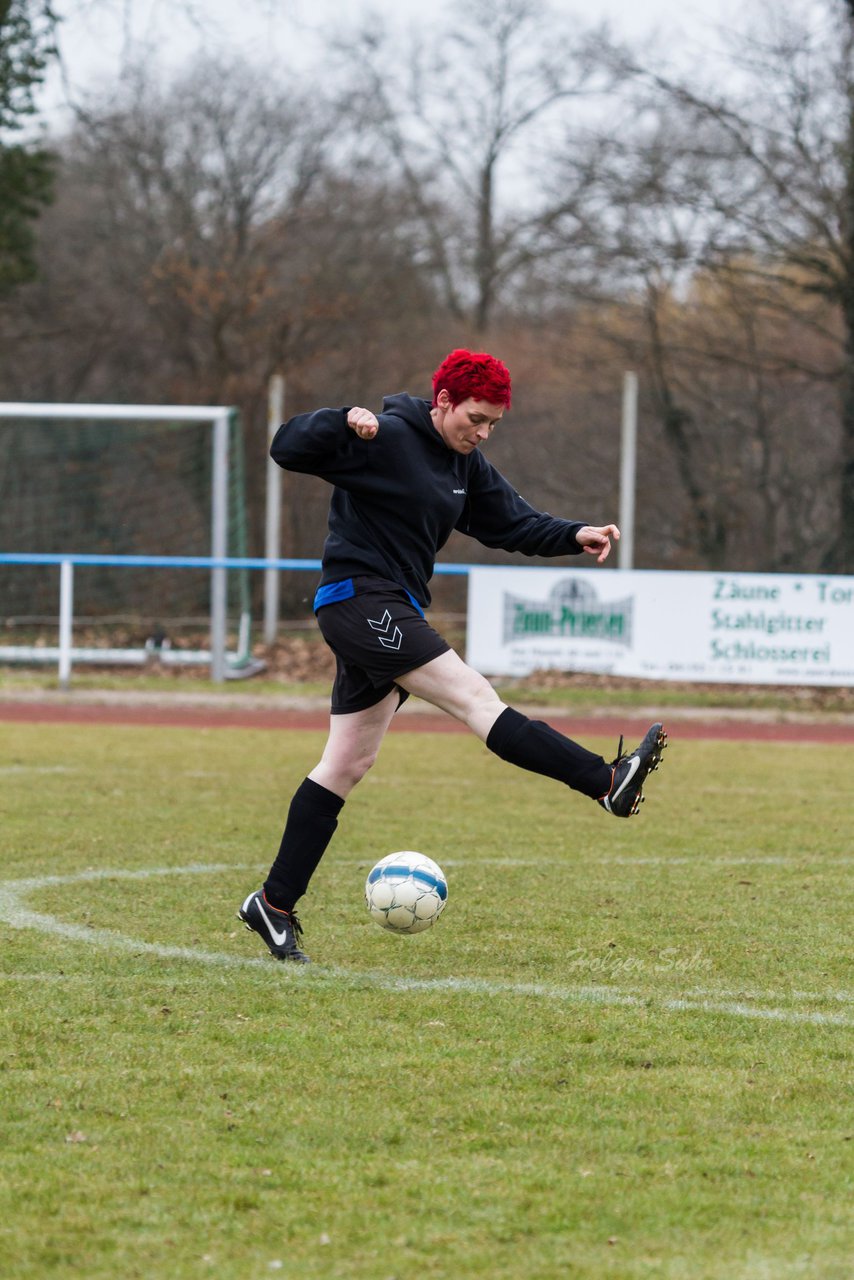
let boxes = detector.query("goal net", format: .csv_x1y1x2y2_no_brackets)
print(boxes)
0,404,255,674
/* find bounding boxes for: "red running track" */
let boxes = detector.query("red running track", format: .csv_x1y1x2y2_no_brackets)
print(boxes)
1,700,851,743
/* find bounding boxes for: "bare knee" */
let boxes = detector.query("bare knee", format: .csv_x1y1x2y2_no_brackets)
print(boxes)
465,673,504,717
463,684,506,741
342,744,381,788
307,692,399,798
311,744,379,797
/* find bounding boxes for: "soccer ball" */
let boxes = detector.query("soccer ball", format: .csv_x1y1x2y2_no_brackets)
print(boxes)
365,852,448,935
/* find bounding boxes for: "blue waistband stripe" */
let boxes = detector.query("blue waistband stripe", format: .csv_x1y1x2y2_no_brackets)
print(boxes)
314,579,355,610
313,579,425,617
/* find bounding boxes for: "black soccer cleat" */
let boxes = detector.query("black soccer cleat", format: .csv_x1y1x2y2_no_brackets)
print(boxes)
599,722,668,818
238,890,310,963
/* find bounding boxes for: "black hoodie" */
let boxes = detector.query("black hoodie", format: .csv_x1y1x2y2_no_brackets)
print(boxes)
270,393,587,608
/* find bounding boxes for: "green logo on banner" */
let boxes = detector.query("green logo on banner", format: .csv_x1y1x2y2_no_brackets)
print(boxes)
503,578,633,646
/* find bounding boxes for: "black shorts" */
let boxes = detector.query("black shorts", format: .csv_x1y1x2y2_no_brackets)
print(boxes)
315,576,451,714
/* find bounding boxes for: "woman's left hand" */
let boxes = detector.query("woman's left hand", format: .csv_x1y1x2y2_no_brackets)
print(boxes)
576,524,620,564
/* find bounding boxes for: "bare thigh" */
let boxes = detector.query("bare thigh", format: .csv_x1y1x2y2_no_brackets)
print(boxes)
396,649,507,741
309,687,402,798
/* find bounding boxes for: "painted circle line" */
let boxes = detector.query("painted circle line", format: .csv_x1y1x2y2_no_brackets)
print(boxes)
0,863,849,1027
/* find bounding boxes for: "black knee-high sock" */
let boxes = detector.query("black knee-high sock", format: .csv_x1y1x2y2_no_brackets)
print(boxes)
485,707,611,800
264,778,345,910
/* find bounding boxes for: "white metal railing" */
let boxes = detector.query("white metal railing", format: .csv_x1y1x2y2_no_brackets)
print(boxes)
0,553,472,687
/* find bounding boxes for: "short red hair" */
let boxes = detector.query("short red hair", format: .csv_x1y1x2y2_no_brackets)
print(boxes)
431,348,512,409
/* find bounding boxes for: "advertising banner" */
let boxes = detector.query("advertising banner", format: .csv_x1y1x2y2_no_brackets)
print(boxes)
465,567,854,686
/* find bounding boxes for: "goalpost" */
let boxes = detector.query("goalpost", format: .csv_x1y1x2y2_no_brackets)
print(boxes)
0,403,255,681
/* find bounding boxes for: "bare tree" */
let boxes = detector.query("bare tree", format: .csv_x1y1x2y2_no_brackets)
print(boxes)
0,0,56,292
529,0,854,571
0,50,461,593
623,0,854,572
338,0,615,334
68,56,328,394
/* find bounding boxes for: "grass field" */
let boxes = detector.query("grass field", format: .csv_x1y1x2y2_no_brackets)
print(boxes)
1,717,851,1279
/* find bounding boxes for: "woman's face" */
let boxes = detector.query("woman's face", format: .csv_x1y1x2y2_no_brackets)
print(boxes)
433,391,505,454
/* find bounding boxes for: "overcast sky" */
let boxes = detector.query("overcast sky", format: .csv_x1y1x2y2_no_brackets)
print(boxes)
40,0,751,129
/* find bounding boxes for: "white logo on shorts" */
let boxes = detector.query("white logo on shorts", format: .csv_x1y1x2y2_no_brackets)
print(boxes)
367,609,403,650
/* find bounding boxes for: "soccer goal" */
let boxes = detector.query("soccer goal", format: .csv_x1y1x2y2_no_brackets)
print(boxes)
0,403,257,680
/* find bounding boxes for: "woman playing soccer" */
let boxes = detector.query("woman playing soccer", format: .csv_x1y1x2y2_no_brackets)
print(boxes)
239,348,667,962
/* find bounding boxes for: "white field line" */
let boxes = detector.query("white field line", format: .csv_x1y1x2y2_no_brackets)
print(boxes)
442,856,854,868
0,765,78,774
0,864,850,1028
600,855,854,867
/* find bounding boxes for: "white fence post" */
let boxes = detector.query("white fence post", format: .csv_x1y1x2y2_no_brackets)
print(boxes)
264,375,285,646
210,412,230,682
618,371,638,570
58,559,74,689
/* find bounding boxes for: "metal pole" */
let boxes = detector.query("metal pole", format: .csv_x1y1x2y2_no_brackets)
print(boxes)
618,371,638,570
210,411,230,682
263,374,285,645
58,559,73,689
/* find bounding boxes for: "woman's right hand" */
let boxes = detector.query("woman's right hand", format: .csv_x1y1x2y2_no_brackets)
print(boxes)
347,407,379,440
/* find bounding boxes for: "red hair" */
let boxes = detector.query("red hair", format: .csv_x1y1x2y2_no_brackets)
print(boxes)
431,348,512,409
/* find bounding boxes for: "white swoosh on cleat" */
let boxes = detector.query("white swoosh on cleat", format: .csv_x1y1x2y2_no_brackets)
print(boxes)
610,754,641,802
253,898,292,948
